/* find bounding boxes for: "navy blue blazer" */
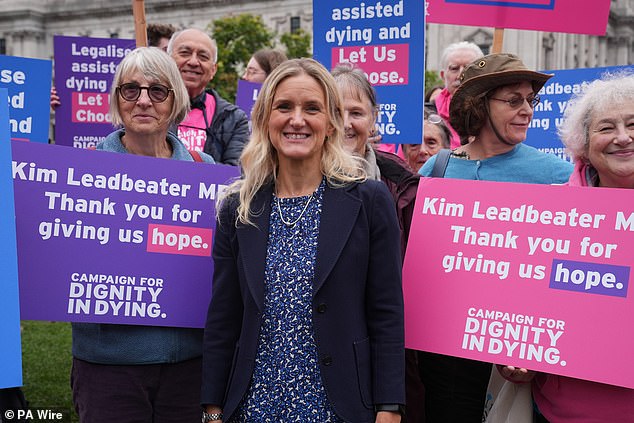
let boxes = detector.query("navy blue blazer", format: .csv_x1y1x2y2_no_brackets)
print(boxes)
201,179,405,422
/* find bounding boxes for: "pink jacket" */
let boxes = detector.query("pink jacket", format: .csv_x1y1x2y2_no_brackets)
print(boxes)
566,160,589,186
529,160,634,422
435,88,461,149
532,373,634,423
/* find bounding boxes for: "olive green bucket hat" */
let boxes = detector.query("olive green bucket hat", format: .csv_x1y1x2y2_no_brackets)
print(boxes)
449,53,553,137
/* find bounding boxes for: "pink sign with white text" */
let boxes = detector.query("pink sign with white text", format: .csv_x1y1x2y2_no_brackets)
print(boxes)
403,177,634,389
71,92,110,123
426,0,611,36
331,44,409,86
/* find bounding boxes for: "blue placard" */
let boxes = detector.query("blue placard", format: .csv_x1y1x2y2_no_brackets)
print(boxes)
446,0,556,9
0,55,53,143
313,0,425,144
0,88,23,388
527,65,634,160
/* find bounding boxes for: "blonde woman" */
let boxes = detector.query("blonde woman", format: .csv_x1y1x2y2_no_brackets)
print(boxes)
201,58,405,423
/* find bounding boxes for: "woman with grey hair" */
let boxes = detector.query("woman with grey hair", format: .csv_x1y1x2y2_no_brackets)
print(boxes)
72,47,214,423
435,41,484,148
560,71,634,187
499,71,634,422
402,108,452,172
332,62,422,422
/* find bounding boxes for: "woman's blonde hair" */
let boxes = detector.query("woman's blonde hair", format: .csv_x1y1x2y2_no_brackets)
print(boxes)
223,58,366,226
110,47,190,126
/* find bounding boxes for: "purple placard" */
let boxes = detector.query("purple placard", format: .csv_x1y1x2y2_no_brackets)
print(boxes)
54,36,135,148
13,141,240,328
236,79,261,133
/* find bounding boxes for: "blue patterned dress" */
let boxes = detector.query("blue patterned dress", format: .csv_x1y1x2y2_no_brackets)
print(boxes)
232,179,343,423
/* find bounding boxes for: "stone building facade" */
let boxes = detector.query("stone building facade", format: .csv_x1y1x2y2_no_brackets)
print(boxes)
0,0,631,71
0,0,313,60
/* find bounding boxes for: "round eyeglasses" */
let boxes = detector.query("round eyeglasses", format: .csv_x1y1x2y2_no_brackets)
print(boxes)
425,113,443,124
489,94,540,109
117,83,173,103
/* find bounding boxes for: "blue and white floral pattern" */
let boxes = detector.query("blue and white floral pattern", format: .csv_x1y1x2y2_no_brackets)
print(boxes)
233,179,343,423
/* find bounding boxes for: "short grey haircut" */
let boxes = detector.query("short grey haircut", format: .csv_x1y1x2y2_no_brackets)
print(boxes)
109,47,190,126
559,71,634,161
167,28,218,64
331,62,378,116
439,41,484,70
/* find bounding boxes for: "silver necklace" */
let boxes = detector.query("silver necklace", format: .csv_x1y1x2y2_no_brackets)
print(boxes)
276,193,313,227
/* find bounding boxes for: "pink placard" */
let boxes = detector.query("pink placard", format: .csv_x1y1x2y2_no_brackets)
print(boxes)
403,177,634,389
331,44,409,86
71,91,111,124
426,0,611,36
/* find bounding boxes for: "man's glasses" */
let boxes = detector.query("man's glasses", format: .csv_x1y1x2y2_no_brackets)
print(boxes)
117,83,173,103
489,94,540,109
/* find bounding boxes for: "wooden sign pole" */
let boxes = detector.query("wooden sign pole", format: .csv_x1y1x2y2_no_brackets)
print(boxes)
492,28,504,54
132,0,148,47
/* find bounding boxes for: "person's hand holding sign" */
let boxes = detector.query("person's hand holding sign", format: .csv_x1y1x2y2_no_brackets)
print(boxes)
498,365,536,383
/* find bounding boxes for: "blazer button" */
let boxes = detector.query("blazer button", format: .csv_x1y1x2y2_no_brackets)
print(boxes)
322,356,333,366
317,303,327,313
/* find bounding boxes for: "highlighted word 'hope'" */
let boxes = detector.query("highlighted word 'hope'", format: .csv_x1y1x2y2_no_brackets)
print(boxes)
146,224,212,257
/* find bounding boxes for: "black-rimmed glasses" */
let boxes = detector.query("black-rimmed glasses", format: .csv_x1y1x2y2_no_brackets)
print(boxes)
117,83,173,103
489,94,540,109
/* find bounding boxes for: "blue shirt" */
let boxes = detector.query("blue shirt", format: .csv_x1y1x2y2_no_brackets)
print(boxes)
420,144,572,184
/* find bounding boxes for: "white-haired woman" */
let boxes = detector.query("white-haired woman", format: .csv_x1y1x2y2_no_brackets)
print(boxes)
72,47,214,423
201,58,405,423
435,41,484,148
332,62,422,422
500,71,634,422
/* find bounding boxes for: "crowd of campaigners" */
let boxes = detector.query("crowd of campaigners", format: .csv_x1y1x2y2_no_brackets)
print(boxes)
10,21,633,423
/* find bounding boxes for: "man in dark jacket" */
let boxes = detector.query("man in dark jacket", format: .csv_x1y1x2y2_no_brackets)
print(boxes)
168,28,248,165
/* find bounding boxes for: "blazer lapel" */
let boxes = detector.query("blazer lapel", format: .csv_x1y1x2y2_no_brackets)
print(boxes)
237,184,272,311
313,183,360,294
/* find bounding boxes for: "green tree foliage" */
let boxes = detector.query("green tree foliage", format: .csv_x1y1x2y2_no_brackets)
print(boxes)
425,69,443,96
280,28,312,59
209,14,275,102
208,14,312,102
